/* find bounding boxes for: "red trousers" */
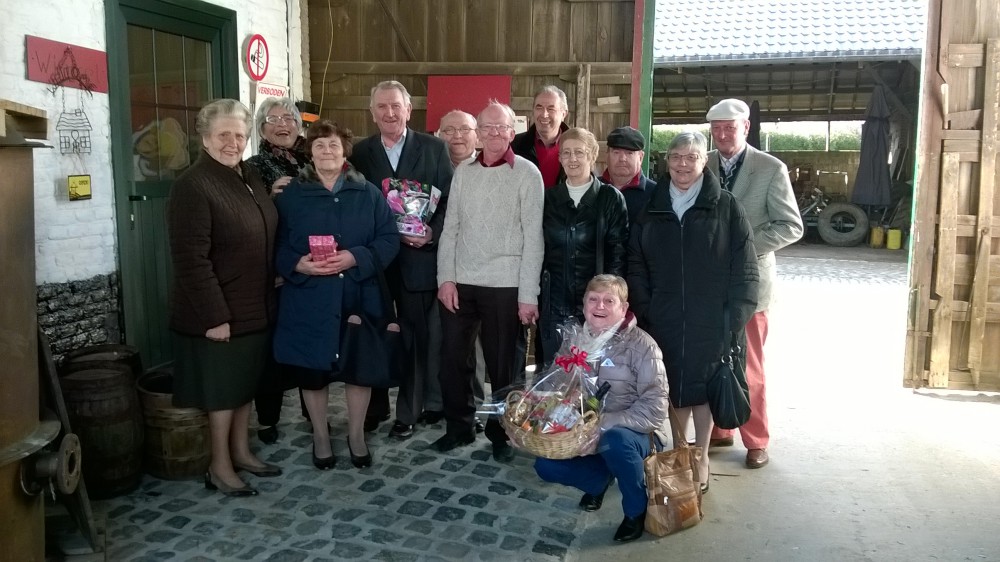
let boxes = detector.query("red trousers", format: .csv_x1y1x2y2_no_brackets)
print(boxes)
712,311,769,449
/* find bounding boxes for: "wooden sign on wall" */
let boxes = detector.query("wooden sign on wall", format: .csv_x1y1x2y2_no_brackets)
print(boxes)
25,35,109,94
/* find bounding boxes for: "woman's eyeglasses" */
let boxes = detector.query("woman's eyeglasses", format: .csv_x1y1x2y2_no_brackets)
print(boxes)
265,115,297,125
667,153,701,164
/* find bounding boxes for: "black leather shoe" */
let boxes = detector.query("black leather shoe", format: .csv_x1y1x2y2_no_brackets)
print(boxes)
312,445,336,470
388,421,414,440
492,441,515,462
258,425,278,445
348,441,372,468
613,511,646,542
432,432,475,453
579,491,606,512
579,476,613,511
417,410,444,425
364,413,390,433
474,417,486,434
204,472,258,497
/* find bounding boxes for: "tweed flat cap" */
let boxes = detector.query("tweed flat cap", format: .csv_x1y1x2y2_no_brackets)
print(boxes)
706,99,751,121
606,126,645,151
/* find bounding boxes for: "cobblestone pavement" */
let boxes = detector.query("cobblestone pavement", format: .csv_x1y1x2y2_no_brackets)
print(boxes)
90,244,912,561
95,400,587,562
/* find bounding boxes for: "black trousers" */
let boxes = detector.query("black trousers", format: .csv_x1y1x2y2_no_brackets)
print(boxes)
440,284,525,444
367,287,442,424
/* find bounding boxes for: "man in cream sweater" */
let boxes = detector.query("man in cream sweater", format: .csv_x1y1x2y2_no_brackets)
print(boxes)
436,101,544,462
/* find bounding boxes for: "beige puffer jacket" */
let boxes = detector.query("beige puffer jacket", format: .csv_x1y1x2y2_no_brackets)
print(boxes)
590,313,670,434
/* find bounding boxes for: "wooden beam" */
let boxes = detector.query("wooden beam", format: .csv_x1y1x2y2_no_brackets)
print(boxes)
0,99,48,140
375,0,418,62
928,151,960,388
906,0,945,389
940,129,981,139
577,64,592,130
947,43,986,68
966,38,1000,388
945,109,982,130
309,61,632,76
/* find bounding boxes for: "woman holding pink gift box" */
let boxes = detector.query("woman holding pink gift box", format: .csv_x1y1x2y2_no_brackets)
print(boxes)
272,120,400,470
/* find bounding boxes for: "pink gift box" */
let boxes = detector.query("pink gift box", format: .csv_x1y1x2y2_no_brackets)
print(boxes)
308,235,337,261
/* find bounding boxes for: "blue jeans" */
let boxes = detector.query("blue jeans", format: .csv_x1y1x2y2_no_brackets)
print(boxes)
534,426,657,518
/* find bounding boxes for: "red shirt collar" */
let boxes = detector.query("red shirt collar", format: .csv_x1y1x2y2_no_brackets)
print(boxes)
600,169,641,189
476,146,516,168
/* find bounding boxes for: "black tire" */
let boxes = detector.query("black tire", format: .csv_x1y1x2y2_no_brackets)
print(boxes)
817,202,869,246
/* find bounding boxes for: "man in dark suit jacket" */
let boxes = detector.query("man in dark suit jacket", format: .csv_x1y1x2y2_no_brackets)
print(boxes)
349,80,454,440
511,85,570,189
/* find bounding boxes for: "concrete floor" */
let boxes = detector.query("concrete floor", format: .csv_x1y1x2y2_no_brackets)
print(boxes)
573,244,1000,561
85,243,1000,561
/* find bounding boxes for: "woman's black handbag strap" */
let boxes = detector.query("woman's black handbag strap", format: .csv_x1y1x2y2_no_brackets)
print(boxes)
370,253,398,324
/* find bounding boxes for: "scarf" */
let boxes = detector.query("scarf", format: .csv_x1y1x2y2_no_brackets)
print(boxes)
669,175,704,220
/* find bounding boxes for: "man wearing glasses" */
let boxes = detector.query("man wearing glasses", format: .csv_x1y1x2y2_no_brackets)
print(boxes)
436,101,544,462
704,99,803,469
350,81,454,441
438,110,479,167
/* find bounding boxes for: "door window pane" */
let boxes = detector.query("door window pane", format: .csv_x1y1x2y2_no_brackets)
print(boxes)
128,24,213,182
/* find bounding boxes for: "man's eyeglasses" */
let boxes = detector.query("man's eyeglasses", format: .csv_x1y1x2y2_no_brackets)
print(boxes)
478,124,512,134
440,126,475,136
667,153,701,164
264,115,297,125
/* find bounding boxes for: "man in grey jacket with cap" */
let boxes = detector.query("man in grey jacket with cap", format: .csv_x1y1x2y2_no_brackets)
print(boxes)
705,98,803,469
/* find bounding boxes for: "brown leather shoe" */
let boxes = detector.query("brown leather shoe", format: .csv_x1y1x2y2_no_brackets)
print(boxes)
709,436,734,448
745,448,769,469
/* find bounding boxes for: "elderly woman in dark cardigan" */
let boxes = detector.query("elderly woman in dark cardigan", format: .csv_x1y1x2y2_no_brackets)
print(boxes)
167,98,281,497
272,120,399,471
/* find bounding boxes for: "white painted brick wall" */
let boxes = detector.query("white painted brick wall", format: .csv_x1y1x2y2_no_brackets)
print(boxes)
0,0,303,284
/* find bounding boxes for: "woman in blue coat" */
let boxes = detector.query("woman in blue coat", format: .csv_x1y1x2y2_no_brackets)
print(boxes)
273,120,399,470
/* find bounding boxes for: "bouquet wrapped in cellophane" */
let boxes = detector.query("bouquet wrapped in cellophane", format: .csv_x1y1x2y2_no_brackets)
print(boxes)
381,178,441,236
496,322,619,459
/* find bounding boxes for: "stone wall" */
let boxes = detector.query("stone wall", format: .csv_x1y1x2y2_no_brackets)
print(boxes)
37,273,120,362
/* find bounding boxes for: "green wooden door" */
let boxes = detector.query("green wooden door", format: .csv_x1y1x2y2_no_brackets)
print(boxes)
106,0,238,370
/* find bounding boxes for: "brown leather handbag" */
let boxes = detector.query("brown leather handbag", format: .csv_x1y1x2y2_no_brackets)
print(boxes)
643,405,704,536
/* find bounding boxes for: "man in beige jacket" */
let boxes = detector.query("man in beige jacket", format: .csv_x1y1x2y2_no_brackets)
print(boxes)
705,99,803,469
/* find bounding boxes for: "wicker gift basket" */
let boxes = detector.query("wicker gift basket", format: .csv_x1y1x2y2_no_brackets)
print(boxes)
501,389,600,459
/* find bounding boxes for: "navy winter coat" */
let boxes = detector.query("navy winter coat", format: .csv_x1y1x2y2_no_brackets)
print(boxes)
272,165,400,370
627,171,759,408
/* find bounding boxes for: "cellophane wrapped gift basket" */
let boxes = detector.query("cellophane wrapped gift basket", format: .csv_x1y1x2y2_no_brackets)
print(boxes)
498,323,617,459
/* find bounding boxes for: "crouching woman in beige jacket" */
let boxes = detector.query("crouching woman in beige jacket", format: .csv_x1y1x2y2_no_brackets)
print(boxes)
533,274,669,543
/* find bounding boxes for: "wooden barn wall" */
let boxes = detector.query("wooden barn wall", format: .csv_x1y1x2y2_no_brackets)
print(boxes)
306,0,635,152
907,0,1000,390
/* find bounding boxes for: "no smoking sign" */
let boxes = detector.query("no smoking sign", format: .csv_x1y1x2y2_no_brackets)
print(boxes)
245,34,269,82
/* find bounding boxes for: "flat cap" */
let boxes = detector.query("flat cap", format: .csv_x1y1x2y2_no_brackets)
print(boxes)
706,99,750,121
606,126,644,151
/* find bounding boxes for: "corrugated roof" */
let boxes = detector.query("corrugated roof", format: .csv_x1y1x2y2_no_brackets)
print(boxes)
654,0,927,65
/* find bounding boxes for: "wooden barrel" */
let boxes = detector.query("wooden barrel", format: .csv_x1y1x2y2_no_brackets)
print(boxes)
60,368,144,499
64,344,143,381
137,371,210,480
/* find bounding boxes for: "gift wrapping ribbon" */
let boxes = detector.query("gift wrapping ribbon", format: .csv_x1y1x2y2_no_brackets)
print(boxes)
555,346,591,372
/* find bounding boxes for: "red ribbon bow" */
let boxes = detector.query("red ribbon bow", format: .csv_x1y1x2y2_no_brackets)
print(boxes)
554,346,591,372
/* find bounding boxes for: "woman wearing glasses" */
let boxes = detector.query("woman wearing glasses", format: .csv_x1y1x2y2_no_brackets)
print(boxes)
246,98,312,446
536,127,628,367
626,131,759,493
248,98,310,197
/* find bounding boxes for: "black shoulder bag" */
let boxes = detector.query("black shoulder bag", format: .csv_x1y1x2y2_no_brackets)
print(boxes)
706,322,751,430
